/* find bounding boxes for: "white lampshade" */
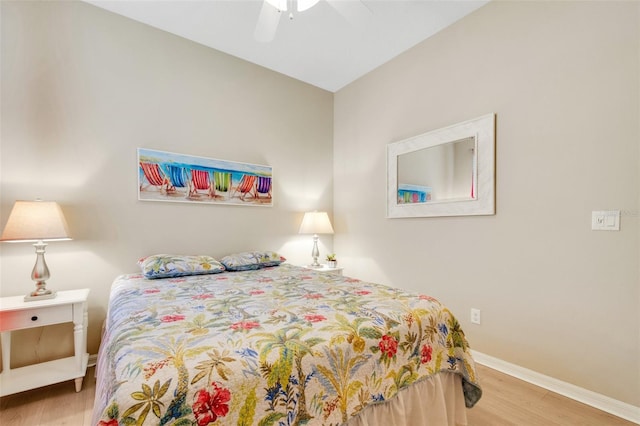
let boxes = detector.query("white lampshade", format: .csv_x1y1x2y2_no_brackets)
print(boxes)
1,200,71,242
299,211,334,235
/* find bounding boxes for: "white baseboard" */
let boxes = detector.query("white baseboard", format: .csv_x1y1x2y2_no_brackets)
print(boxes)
471,350,640,425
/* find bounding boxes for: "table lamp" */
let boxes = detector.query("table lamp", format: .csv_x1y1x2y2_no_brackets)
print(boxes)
298,211,334,267
1,200,72,301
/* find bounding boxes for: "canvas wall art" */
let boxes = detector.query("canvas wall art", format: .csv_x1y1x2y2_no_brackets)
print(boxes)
138,148,273,206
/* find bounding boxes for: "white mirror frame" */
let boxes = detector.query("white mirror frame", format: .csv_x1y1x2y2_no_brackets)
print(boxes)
387,113,495,218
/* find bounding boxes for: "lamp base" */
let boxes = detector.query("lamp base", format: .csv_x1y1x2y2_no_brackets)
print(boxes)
24,291,57,302
309,234,321,267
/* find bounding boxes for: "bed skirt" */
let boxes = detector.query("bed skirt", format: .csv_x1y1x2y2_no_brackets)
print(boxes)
347,372,467,426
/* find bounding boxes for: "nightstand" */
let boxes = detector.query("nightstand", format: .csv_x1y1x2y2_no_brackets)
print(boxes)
0,288,90,396
304,265,344,275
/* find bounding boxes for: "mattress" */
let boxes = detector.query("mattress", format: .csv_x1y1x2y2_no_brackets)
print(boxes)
92,263,481,425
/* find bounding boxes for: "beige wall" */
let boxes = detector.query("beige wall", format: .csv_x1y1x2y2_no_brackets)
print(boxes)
334,0,639,407
2,0,638,412
0,1,333,364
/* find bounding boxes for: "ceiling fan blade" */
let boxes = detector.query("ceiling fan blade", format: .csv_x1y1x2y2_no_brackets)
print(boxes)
266,0,288,12
325,0,372,29
298,0,320,12
254,1,282,43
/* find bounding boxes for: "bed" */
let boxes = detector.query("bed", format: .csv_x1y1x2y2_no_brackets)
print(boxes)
92,253,481,426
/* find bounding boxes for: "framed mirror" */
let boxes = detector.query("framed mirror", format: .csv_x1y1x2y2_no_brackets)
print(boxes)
387,113,495,218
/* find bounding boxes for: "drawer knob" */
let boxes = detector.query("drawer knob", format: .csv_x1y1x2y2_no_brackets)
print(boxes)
31,316,38,321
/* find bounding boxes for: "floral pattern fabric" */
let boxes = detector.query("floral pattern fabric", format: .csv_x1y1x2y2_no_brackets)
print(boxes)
93,264,481,426
220,251,286,271
138,254,225,279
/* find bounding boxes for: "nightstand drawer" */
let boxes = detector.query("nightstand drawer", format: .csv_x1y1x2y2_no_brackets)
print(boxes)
0,305,72,331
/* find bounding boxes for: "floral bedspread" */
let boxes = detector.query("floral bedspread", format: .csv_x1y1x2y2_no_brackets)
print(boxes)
93,264,481,426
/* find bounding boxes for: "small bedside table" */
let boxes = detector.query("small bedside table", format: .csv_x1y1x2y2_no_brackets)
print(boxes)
304,264,344,275
0,288,90,397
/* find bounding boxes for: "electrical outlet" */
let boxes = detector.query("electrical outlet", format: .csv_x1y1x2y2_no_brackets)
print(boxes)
470,308,481,325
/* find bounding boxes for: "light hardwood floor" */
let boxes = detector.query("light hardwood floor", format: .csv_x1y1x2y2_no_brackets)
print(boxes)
0,364,636,425
467,365,636,426
0,366,96,426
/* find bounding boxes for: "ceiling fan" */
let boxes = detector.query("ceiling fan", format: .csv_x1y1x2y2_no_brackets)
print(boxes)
254,0,371,42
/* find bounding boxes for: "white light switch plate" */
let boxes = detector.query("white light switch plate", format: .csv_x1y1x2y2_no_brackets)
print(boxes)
592,210,620,231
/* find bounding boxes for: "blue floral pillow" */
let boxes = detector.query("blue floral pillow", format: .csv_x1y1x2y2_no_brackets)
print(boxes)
138,254,225,279
220,251,286,271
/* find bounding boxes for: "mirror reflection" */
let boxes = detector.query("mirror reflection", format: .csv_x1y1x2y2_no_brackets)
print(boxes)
386,113,495,218
397,137,476,204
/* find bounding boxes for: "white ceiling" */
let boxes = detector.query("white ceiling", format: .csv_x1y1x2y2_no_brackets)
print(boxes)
86,0,489,92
